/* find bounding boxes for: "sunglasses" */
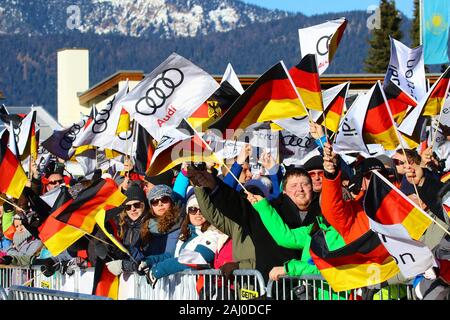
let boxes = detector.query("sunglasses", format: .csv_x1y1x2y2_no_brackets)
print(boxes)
188,207,202,215
124,202,143,211
392,158,405,166
48,179,63,185
308,171,324,178
150,196,171,206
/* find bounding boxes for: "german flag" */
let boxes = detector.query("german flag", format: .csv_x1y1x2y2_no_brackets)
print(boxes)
147,125,218,177
363,83,400,150
188,81,241,131
134,123,156,176
364,172,431,240
422,66,450,116
383,80,418,124
0,131,27,199
289,54,323,111
209,62,307,132
93,263,119,300
39,179,125,256
319,83,348,132
310,230,399,292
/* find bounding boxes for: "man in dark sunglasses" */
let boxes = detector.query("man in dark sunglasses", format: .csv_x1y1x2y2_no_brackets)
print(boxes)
44,173,64,192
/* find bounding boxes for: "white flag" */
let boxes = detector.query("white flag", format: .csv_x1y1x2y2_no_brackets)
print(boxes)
73,81,129,150
280,130,318,167
298,17,347,75
42,116,89,160
333,91,370,154
273,115,310,138
384,37,427,102
221,63,244,95
16,109,36,156
40,186,62,208
370,220,437,279
121,53,219,141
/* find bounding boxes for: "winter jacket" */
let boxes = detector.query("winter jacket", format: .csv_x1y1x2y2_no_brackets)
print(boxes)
205,179,306,282
253,198,345,276
252,198,347,300
145,225,222,279
321,170,369,243
6,237,43,259
145,215,183,257
194,186,256,270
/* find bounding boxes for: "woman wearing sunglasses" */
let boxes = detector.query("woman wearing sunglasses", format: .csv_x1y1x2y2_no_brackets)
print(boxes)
145,184,184,257
138,190,224,286
106,183,152,276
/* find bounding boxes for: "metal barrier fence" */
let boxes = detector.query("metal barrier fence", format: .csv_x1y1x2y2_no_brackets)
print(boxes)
266,275,415,300
1,266,266,300
120,269,267,300
6,285,112,300
0,266,35,289
0,286,8,300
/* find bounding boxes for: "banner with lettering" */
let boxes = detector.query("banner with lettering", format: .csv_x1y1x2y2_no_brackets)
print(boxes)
384,37,427,102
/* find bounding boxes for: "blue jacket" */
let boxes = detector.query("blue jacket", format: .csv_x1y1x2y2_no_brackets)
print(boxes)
145,225,221,279
144,216,183,257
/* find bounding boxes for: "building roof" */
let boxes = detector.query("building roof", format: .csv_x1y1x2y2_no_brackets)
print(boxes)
77,71,443,105
0,106,61,141
78,70,144,105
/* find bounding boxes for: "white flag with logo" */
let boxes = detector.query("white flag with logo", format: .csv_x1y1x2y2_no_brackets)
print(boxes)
273,115,310,139
280,130,318,167
121,53,219,141
42,116,89,160
384,37,427,102
333,91,370,154
370,220,437,279
298,17,347,75
73,81,129,150
221,63,244,95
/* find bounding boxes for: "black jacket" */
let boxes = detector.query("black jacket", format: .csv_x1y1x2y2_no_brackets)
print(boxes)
209,179,320,282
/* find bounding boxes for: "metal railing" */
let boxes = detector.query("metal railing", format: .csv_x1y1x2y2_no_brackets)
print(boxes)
266,275,415,300
0,266,35,289
0,286,8,300
7,285,112,300
121,269,266,300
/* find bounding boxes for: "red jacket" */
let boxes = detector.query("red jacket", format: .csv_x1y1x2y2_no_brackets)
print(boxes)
321,171,369,244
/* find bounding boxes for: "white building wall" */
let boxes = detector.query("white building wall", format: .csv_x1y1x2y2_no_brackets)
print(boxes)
57,49,89,127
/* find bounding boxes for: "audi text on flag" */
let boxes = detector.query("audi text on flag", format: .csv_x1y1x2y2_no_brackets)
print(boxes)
298,17,347,75
121,53,219,141
384,37,427,102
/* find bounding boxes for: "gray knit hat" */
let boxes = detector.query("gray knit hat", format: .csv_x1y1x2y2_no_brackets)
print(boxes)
147,184,175,203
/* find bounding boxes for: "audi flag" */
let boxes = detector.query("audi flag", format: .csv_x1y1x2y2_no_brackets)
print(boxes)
121,53,219,141
73,81,130,152
298,17,347,75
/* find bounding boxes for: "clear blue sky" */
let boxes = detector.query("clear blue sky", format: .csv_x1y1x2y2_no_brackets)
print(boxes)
242,0,414,18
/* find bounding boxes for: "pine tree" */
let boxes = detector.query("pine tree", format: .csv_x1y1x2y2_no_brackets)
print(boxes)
411,0,420,48
364,0,403,73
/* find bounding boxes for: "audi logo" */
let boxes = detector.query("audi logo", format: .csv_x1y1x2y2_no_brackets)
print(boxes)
281,134,312,148
316,34,332,56
135,68,184,116
92,96,115,134
59,119,86,151
13,121,22,145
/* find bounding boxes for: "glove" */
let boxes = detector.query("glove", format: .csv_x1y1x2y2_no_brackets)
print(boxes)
219,262,239,282
137,261,150,276
106,260,123,276
423,267,437,280
61,257,88,276
0,255,13,265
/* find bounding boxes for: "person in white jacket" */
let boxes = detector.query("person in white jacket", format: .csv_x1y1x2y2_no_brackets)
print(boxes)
139,192,226,285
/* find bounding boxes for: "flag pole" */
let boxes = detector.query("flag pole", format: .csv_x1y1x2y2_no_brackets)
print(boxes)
183,119,249,193
373,170,450,237
378,80,427,211
0,195,25,212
